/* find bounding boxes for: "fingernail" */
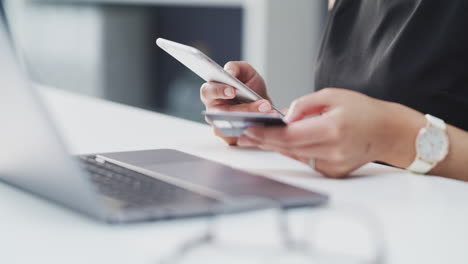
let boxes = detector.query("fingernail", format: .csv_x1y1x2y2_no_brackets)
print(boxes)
283,110,296,123
224,87,234,97
258,102,271,113
238,136,255,147
283,114,293,124
225,69,235,76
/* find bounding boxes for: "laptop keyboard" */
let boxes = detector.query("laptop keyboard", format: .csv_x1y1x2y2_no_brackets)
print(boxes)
78,156,214,208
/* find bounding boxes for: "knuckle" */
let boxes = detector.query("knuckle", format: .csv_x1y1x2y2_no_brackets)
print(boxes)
292,97,306,109
231,61,248,67
330,147,346,162
216,86,226,98
200,83,209,99
224,61,237,68
326,116,345,142
326,121,341,142
335,112,347,131
289,98,306,115
242,61,254,70
225,61,246,73
319,87,336,97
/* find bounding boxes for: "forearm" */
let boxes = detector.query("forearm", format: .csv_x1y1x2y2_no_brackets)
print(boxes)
378,101,468,181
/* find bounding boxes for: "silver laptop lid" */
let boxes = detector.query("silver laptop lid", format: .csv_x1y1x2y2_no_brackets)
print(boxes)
0,6,104,219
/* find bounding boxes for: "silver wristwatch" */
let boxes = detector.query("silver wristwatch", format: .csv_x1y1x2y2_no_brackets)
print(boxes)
406,114,450,174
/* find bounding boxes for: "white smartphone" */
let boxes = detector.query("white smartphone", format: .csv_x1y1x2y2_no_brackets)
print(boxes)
156,38,284,116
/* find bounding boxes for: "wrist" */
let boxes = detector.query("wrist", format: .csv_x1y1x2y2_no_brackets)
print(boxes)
375,101,426,168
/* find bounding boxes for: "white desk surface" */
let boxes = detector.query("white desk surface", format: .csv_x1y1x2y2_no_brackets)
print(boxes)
1,86,467,264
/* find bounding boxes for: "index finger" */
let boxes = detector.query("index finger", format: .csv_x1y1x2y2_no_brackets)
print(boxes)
224,61,259,84
200,82,236,105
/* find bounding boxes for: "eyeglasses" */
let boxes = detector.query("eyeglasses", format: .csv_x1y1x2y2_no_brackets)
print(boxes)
158,198,387,264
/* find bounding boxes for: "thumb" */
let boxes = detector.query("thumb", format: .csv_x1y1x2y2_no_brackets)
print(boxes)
284,89,334,123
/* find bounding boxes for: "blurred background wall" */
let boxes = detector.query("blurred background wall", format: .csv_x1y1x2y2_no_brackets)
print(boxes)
4,0,328,123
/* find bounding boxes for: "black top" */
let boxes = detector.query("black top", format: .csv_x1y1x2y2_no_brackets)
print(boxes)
315,0,468,130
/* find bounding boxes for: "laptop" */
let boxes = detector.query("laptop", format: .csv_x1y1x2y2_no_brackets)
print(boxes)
0,7,328,223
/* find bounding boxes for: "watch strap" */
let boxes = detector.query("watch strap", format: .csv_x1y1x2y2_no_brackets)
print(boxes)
407,159,434,174
425,114,446,130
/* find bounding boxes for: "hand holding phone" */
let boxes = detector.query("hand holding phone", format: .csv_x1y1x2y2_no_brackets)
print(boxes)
156,38,284,116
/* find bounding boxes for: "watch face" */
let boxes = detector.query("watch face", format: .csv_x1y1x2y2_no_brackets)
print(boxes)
416,126,449,163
